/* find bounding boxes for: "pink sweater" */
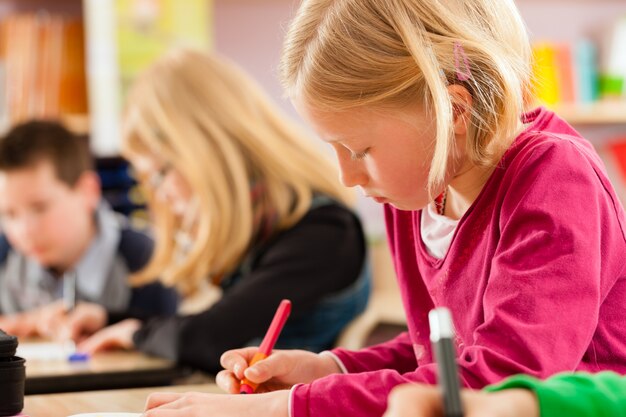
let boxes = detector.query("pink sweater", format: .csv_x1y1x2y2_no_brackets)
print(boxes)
290,107,626,417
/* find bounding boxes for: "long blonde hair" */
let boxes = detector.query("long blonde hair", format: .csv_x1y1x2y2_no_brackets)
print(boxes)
123,49,351,294
280,0,532,194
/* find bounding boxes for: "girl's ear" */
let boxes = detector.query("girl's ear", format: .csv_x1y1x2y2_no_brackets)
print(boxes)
447,84,473,136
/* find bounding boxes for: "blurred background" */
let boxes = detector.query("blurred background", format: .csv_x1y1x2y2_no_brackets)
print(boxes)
0,0,625,236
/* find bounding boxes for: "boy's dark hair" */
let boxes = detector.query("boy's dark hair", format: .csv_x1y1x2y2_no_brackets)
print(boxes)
0,120,93,186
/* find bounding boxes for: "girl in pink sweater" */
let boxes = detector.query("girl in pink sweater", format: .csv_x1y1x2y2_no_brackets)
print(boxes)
142,1,626,417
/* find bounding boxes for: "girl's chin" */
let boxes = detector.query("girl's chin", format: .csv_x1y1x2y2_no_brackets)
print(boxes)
388,200,427,211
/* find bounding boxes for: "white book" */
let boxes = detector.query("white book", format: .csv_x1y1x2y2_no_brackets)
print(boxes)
604,15,626,97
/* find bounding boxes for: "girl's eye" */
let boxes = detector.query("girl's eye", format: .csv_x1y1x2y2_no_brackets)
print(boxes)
350,147,370,161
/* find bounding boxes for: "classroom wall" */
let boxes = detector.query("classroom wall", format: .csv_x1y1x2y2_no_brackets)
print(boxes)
518,0,626,42
214,0,298,120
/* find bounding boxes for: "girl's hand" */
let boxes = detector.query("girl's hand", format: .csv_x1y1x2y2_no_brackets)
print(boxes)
216,347,341,394
77,319,141,354
143,389,290,417
384,384,539,417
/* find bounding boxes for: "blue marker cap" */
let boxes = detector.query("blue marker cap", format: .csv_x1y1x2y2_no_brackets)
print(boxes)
68,352,90,362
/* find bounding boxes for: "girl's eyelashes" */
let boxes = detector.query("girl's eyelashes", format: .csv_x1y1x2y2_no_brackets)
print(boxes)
350,147,370,161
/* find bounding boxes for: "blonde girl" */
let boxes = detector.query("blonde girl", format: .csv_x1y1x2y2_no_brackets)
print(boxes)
65,49,370,373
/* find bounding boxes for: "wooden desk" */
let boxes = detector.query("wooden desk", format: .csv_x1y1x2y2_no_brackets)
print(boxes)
24,384,222,416
25,351,185,395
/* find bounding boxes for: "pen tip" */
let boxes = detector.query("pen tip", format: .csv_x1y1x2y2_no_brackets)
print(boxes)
239,384,254,394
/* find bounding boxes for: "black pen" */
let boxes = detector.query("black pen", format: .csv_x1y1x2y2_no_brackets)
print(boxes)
429,307,464,417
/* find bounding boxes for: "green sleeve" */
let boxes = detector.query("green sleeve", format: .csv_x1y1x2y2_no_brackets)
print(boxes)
485,372,626,417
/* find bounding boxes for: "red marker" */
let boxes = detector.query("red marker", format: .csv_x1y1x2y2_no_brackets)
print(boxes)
239,299,292,394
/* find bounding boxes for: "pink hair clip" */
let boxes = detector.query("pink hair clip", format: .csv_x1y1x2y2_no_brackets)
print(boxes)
453,41,472,81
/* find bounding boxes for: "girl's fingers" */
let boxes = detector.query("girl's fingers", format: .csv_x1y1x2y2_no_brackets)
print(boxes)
220,347,260,378
244,351,293,384
144,392,185,410
77,331,113,354
216,369,241,394
145,392,209,414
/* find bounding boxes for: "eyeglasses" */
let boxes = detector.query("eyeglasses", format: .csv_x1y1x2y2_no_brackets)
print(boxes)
146,163,173,190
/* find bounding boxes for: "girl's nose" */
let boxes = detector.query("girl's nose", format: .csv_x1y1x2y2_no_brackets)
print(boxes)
337,156,369,188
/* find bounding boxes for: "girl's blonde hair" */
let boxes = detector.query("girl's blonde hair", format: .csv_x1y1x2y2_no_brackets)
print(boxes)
123,48,352,294
280,0,532,193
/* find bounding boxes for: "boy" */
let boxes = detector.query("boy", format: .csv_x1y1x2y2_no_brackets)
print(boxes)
0,120,177,338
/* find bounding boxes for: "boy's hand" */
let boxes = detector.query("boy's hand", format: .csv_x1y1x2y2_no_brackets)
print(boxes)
0,301,69,338
54,302,108,341
0,311,39,337
216,347,341,394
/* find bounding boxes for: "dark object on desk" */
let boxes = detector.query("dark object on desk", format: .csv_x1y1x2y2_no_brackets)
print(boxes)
0,329,25,416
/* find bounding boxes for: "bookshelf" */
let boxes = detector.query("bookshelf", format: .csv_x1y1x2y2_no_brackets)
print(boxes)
0,0,212,155
555,102,626,125
518,0,626,126
0,0,86,140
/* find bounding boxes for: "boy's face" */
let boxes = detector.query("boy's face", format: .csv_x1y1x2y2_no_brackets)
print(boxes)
0,160,97,268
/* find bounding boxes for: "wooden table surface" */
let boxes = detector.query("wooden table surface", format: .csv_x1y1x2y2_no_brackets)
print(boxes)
26,350,176,377
24,350,183,395
24,383,222,416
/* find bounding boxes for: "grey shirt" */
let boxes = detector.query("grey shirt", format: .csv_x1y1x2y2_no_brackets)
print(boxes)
0,202,133,314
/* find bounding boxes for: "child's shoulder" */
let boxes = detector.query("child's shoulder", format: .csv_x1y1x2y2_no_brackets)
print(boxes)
503,107,603,179
496,109,625,228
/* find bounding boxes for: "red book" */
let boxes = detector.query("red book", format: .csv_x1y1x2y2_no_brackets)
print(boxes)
608,138,626,180
59,18,88,115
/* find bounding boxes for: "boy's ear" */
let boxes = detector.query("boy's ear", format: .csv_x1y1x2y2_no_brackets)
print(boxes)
74,171,102,211
447,84,472,136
